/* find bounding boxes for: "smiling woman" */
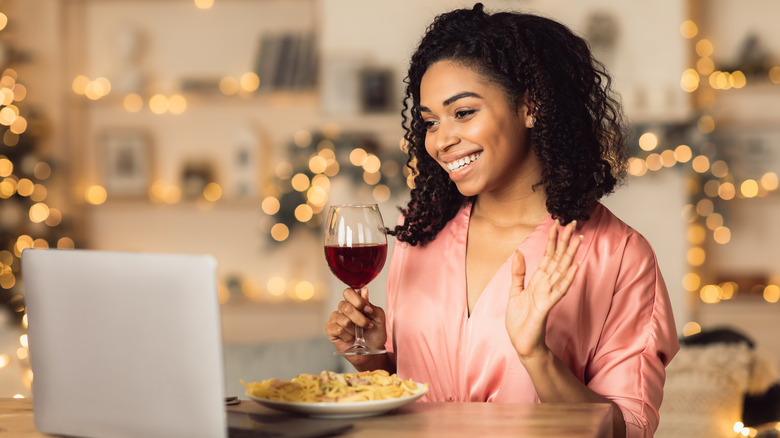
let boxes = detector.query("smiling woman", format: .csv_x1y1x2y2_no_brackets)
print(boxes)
324,4,679,438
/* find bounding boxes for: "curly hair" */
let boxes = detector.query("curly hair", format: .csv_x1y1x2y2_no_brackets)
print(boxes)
388,3,628,246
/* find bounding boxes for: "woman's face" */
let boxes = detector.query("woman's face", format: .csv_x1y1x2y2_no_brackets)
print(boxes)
420,60,538,198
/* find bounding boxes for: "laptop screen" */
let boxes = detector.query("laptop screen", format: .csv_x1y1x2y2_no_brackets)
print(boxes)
22,249,227,438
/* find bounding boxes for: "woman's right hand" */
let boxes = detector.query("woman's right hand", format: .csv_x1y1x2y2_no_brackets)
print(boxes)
324,287,388,368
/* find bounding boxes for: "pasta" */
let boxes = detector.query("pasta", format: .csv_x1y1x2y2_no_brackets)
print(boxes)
242,370,425,403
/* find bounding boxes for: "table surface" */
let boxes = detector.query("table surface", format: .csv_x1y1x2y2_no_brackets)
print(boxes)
0,397,612,438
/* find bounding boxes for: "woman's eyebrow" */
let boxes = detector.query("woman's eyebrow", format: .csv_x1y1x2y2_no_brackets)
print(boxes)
419,91,483,113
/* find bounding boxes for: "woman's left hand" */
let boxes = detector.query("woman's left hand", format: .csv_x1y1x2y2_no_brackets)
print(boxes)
505,220,582,360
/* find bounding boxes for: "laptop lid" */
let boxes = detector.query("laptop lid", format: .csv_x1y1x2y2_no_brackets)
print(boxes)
22,248,227,438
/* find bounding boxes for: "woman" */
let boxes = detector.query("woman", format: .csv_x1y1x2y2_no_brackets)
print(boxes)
325,4,679,437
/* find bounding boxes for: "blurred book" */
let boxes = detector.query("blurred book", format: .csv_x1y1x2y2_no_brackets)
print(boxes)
255,32,317,92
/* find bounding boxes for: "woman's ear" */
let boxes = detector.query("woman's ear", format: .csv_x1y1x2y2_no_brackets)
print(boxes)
519,91,536,128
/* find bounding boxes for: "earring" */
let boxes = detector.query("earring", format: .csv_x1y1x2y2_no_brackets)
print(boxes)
527,117,535,128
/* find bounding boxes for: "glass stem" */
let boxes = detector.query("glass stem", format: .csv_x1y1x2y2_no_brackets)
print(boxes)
354,287,368,347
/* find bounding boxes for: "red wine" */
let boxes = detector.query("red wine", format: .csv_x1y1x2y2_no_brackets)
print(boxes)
324,243,387,289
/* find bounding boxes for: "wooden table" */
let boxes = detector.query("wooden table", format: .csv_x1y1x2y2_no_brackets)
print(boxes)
0,398,612,437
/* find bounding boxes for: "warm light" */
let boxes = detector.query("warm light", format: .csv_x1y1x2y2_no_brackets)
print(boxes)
240,72,260,92
31,184,47,202
741,179,759,198
219,76,239,95
696,57,715,76
691,155,710,173
0,272,15,289
720,282,737,300
709,161,727,179
682,273,701,292
12,83,27,102
0,106,17,125
718,182,736,200
349,148,368,166
697,115,715,133
16,347,28,360
687,247,706,266
363,171,381,185
275,162,293,180
294,204,313,222
34,161,52,180
627,157,647,176
372,184,391,202
29,203,50,223
149,94,169,114
291,173,310,192
0,88,13,105
682,321,702,337
700,284,721,303
645,154,662,171
734,422,745,433
764,285,780,303
261,197,280,216
705,213,723,230
306,186,328,207
732,70,747,88
72,75,89,95
695,39,714,58
294,281,315,301
294,130,312,148
0,157,12,176
680,69,699,93
45,208,62,226
363,154,382,173
770,66,780,84
22,313,28,328
680,20,698,39
10,115,28,134
0,12,8,31
704,180,720,198
267,277,286,296
311,174,331,190
687,224,706,244
168,94,187,114
57,237,76,249
660,150,676,167
696,199,714,216
761,172,778,191
194,0,214,9
241,278,262,301
270,223,289,241
308,155,328,174
202,182,222,201
16,178,33,196
638,132,659,152
713,226,731,244
85,185,108,205
19,334,28,348
0,354,9,368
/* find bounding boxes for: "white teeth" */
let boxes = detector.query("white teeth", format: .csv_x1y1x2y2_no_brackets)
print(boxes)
447,153,481,172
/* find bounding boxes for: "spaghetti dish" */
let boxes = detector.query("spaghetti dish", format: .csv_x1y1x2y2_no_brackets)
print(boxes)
242,370,426,403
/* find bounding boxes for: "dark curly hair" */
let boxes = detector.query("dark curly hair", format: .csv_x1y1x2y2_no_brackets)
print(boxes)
388,3,628,246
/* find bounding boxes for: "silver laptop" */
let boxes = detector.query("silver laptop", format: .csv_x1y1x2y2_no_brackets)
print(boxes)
22,249,227,438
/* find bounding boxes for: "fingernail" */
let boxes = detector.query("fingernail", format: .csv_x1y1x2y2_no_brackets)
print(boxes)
571,220,577,227
579,235,584,240
364,305,373,313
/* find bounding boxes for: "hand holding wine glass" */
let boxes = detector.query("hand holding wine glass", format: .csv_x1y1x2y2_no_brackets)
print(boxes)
324,204,388,356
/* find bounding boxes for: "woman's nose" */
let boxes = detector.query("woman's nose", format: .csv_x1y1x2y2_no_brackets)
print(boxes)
434,122,460,151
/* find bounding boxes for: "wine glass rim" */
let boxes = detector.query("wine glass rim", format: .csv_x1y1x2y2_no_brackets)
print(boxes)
330,203,379,208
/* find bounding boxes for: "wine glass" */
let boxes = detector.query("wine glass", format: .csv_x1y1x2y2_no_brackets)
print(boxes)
324,204,388,356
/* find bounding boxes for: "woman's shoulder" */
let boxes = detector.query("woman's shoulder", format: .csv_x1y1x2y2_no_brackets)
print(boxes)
585,203,657,257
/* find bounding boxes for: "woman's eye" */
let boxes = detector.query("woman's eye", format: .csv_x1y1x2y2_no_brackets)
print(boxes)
455,109,476,119
423,120,439,130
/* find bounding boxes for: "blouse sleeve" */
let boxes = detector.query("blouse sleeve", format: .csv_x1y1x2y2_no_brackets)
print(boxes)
585,232,679,438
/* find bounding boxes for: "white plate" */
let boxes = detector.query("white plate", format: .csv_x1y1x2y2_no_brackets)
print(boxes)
245,383,428,418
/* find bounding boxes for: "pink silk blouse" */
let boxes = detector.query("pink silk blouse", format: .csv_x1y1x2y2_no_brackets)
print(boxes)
384,203,679,437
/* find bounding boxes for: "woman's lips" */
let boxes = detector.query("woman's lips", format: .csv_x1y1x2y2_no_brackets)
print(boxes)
446,153,481,172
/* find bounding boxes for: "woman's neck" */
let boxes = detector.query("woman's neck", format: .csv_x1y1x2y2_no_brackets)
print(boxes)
471,187,549,229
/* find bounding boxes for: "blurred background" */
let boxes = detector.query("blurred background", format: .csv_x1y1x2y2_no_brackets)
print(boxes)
0,0,778,429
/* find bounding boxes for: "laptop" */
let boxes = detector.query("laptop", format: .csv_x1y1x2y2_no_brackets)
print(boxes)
22,249,352,438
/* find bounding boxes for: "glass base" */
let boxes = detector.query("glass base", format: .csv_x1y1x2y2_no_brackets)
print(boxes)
334,345,387,356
